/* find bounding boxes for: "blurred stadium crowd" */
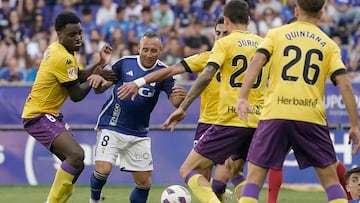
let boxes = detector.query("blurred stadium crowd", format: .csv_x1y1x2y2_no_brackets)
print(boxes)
0,0,360,84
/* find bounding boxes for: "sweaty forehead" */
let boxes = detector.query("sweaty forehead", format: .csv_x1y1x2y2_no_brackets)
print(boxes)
61,23,82,33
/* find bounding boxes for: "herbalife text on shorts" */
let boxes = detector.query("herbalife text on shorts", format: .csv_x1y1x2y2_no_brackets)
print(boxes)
277,96,317,107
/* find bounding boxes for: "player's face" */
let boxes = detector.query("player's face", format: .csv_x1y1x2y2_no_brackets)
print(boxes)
347,173,360,199
57,23,83,53
214,24,228,41
138,37,162,68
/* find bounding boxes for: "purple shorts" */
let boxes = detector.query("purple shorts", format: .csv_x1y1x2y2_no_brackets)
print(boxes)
247,119,337,170
194,124,255,164
193,123,212,146
23,113,73,149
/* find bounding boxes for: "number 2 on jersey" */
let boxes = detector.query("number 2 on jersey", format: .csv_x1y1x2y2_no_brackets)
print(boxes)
229,54,263,88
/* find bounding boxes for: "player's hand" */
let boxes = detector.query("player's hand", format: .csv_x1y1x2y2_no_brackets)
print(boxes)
87,74,107,88
172,86,187,99
236,98,252,121
348,127,360,155
94,65,117,82
99,44,113,65
117,82,139,101
162,107,186,132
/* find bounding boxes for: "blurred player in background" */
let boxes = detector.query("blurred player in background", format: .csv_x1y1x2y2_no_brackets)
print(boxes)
344,167,360,201
89,31,186,203
237,0,360,202
161,0,269,202
22,11,114,203
118,16,236,202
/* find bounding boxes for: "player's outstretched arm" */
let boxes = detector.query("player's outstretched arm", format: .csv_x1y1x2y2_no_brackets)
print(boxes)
162,65,216,131
335,73,360,155
66,75,106,102
237,52,267,120
117,63,185,101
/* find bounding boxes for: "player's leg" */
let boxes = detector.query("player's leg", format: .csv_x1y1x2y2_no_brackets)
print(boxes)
240,120,291,203
315,163,347,203
24,114,84,203
193,122,213,181
212,164,232,202
225,158,246,200
292,121,347,203
180,149,220,203
90,130,121,202
130,171,152,203
267,168,283,203
123,134,153,203
335,160,352,199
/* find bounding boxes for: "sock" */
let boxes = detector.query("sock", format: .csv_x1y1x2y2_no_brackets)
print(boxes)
212,179,226,201
336,161,351,200
231,175,246,200
186,171,221,203
239,183,260,203
129,185,150,203
326,184,347,203
47,161,77,203
90,171,108,200
267,169,283,203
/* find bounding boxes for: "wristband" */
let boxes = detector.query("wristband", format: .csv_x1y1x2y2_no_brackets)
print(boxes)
134,77,146,88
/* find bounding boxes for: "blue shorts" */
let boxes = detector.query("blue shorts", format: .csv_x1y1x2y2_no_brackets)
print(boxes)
247,119,337,170
194,124,255,164
193,122,212,146
23,113,73,149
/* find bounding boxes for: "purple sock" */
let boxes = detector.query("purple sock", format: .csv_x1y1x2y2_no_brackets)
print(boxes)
241,183,260,199
61,161,82,183
212,179,226,195
326,184,346,202
184,170,201,184
231,175,245,187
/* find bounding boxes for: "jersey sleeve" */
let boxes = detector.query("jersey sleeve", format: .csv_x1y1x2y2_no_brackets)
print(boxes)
328,43,347,84
182,52,210,73
207,40,226,68
112,58,124,80
257,30,275,60
53,55,79,86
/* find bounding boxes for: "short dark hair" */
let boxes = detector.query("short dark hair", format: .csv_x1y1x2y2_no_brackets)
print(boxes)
215,16,224,27
142,31,161,40
296,0,325,17
55,12,81,32
344,167,360,183
223,0,249,24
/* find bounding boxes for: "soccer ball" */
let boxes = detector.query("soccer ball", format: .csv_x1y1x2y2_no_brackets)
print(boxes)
160,185,192,203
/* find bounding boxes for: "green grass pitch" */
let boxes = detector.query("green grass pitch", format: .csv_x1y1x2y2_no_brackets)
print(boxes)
0,185,327,203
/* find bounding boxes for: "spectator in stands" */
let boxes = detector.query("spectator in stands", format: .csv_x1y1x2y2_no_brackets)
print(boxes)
153,0,175,39
0,57,25,83
318,2,336,36
51,0,78,26
24,55,41,83
7,9,29,42
127,6,158,51
124,0,143,23
109,27,126,50
17,0,40,31
85,28,107,65
28,13,48,38
257,7,283,37
183,20,211,57
198,0,222,44
332,33,350,68
254,0,282,21
174,0,201,36
0,0,13,28
14,41,32,71
332,0,360,31
0,26,16,67
81,6,99,41
344,167,360,200
280,0,295,23
101,5,131,45
349,38,360,81
95,0,117,27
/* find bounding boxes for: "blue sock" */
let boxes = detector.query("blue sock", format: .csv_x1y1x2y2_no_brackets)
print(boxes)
90,171,108,200
212,179,226,197
129,185,150,203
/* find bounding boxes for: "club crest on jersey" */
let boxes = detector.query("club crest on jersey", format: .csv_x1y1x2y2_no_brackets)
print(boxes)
67,67,76,79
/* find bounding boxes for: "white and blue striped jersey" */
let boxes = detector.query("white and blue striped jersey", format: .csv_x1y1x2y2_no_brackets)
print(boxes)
95,55,175,137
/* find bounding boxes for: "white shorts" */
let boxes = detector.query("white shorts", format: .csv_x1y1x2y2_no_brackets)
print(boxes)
94,129,153,172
